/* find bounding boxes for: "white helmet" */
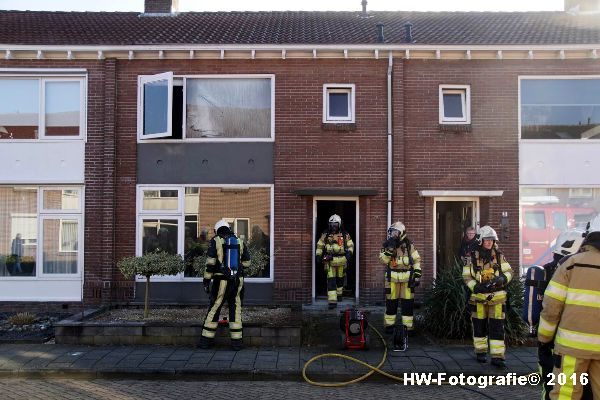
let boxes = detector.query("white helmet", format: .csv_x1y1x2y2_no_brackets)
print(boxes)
553,228,585,256
477,225,498,244
214,219,230,234
586,215,600,236
388,221,406,240
328,214,342,232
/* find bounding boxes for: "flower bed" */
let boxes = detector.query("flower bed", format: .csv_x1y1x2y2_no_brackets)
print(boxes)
0,312,70,343
55,306,302,347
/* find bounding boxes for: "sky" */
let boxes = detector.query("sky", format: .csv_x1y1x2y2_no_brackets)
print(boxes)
0,0,565,12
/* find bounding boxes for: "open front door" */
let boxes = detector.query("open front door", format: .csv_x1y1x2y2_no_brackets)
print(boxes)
435,198,479,274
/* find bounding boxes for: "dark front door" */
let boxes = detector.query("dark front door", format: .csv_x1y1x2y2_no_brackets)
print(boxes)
436,201,474,272
315,200,356,299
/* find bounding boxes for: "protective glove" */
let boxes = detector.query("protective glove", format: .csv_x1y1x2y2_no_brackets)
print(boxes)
538,341,553,359
203,278,211,294
409,276,420,288
473,282,492,294
345,250,352,262
383,237,397,250
491,275,507,290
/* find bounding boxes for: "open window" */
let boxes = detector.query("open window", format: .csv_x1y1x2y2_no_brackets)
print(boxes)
138,72,173,139
439,85,470,124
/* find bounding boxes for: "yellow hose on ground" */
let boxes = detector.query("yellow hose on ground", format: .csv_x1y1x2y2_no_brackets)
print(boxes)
301,326,538,388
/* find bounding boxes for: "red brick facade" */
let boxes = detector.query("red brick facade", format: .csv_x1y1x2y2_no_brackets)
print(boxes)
2,56,599,308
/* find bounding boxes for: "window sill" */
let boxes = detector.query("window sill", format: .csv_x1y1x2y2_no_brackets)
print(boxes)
439,124,472,133
321,123,357,132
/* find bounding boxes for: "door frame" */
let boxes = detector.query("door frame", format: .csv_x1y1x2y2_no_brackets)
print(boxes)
312,196,359,302
432,196,480,277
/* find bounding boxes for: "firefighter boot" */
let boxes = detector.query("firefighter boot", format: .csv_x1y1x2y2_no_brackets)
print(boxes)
198,336,214,349
231,339,244,351
476,353,487,363
491,358,506,368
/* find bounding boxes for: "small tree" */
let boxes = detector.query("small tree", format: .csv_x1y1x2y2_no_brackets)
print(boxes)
118,251,185,318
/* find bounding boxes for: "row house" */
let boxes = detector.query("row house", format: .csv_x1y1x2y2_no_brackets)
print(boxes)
1,0,600,309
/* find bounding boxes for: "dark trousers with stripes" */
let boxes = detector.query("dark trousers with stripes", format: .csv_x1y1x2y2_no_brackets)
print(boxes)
201,276,244,340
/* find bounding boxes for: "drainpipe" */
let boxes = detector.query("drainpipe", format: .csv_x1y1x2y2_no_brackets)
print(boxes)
387,51,393,228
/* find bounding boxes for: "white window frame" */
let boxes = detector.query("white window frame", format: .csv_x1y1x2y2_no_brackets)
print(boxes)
0,70,87,142
40,187,82,214
58,219,79,253
0,185,84,280
518,75,600,142
135,184,274,283
138,186,183,215
137,72,173,140
439,84,470,124
137,73,275,143
39,214,83,277
323,84,355,123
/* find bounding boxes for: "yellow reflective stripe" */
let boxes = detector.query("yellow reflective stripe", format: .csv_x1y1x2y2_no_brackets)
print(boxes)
565,288,600,308
489,340,505,357
556,327,600,351
390,270,411,282
545,281,567,302
466,280,476,291
215,236,224,264
384,314,396,327
538,317,557,338
476,303,485,319
203,272,213,279
557,355,576,400
206,256,217,266
493,303,503,319
473,337,488,352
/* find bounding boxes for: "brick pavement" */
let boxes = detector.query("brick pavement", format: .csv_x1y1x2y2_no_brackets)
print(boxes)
0,379,542,400
0,343,538,381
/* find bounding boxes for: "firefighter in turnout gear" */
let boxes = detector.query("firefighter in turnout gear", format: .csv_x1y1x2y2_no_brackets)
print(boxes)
379,222,421,333
463,225,513,368
536,228,587,400
538,215,600,400
199,220,250,351
316,214,354,309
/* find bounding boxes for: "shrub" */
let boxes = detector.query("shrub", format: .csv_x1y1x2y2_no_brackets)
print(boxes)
192,245,270,278
422,262,528,344
117,251,185,318
9,312,37,326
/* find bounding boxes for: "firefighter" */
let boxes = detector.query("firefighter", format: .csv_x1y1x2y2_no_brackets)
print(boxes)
379,221,421,333
536,229,586,400
538,215,600,400
463,225,513,368
316,214,354,309
199,219,250,351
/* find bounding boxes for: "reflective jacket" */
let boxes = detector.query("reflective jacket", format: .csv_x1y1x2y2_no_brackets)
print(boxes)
538,244,600,359
463,247,513,305
204,234,250,279
379,240,421,283
316,231,354,268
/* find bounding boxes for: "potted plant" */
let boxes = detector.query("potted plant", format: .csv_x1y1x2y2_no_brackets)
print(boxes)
117,251,185,318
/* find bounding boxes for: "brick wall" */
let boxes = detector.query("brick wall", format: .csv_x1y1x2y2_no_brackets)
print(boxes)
3,56,600,308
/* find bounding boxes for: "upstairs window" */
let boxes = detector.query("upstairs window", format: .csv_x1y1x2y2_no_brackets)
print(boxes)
439,85,470,124
323,84,355,123
0,75,86,140
521,77,600,140
137,74,274,141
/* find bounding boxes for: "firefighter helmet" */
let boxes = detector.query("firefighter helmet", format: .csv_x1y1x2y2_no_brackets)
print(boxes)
477,225,498,244
214,219,230,235
328,214,342,232
553,229,585,256
586,215,600,236
387,221,406,240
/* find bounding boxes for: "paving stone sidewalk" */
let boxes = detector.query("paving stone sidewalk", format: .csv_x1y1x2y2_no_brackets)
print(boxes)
0,343,539,381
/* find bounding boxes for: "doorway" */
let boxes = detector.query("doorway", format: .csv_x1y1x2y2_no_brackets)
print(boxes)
313,199,358,301
434,198,479,274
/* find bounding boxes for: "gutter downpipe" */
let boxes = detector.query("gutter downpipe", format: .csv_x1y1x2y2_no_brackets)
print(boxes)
387,51,393,228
